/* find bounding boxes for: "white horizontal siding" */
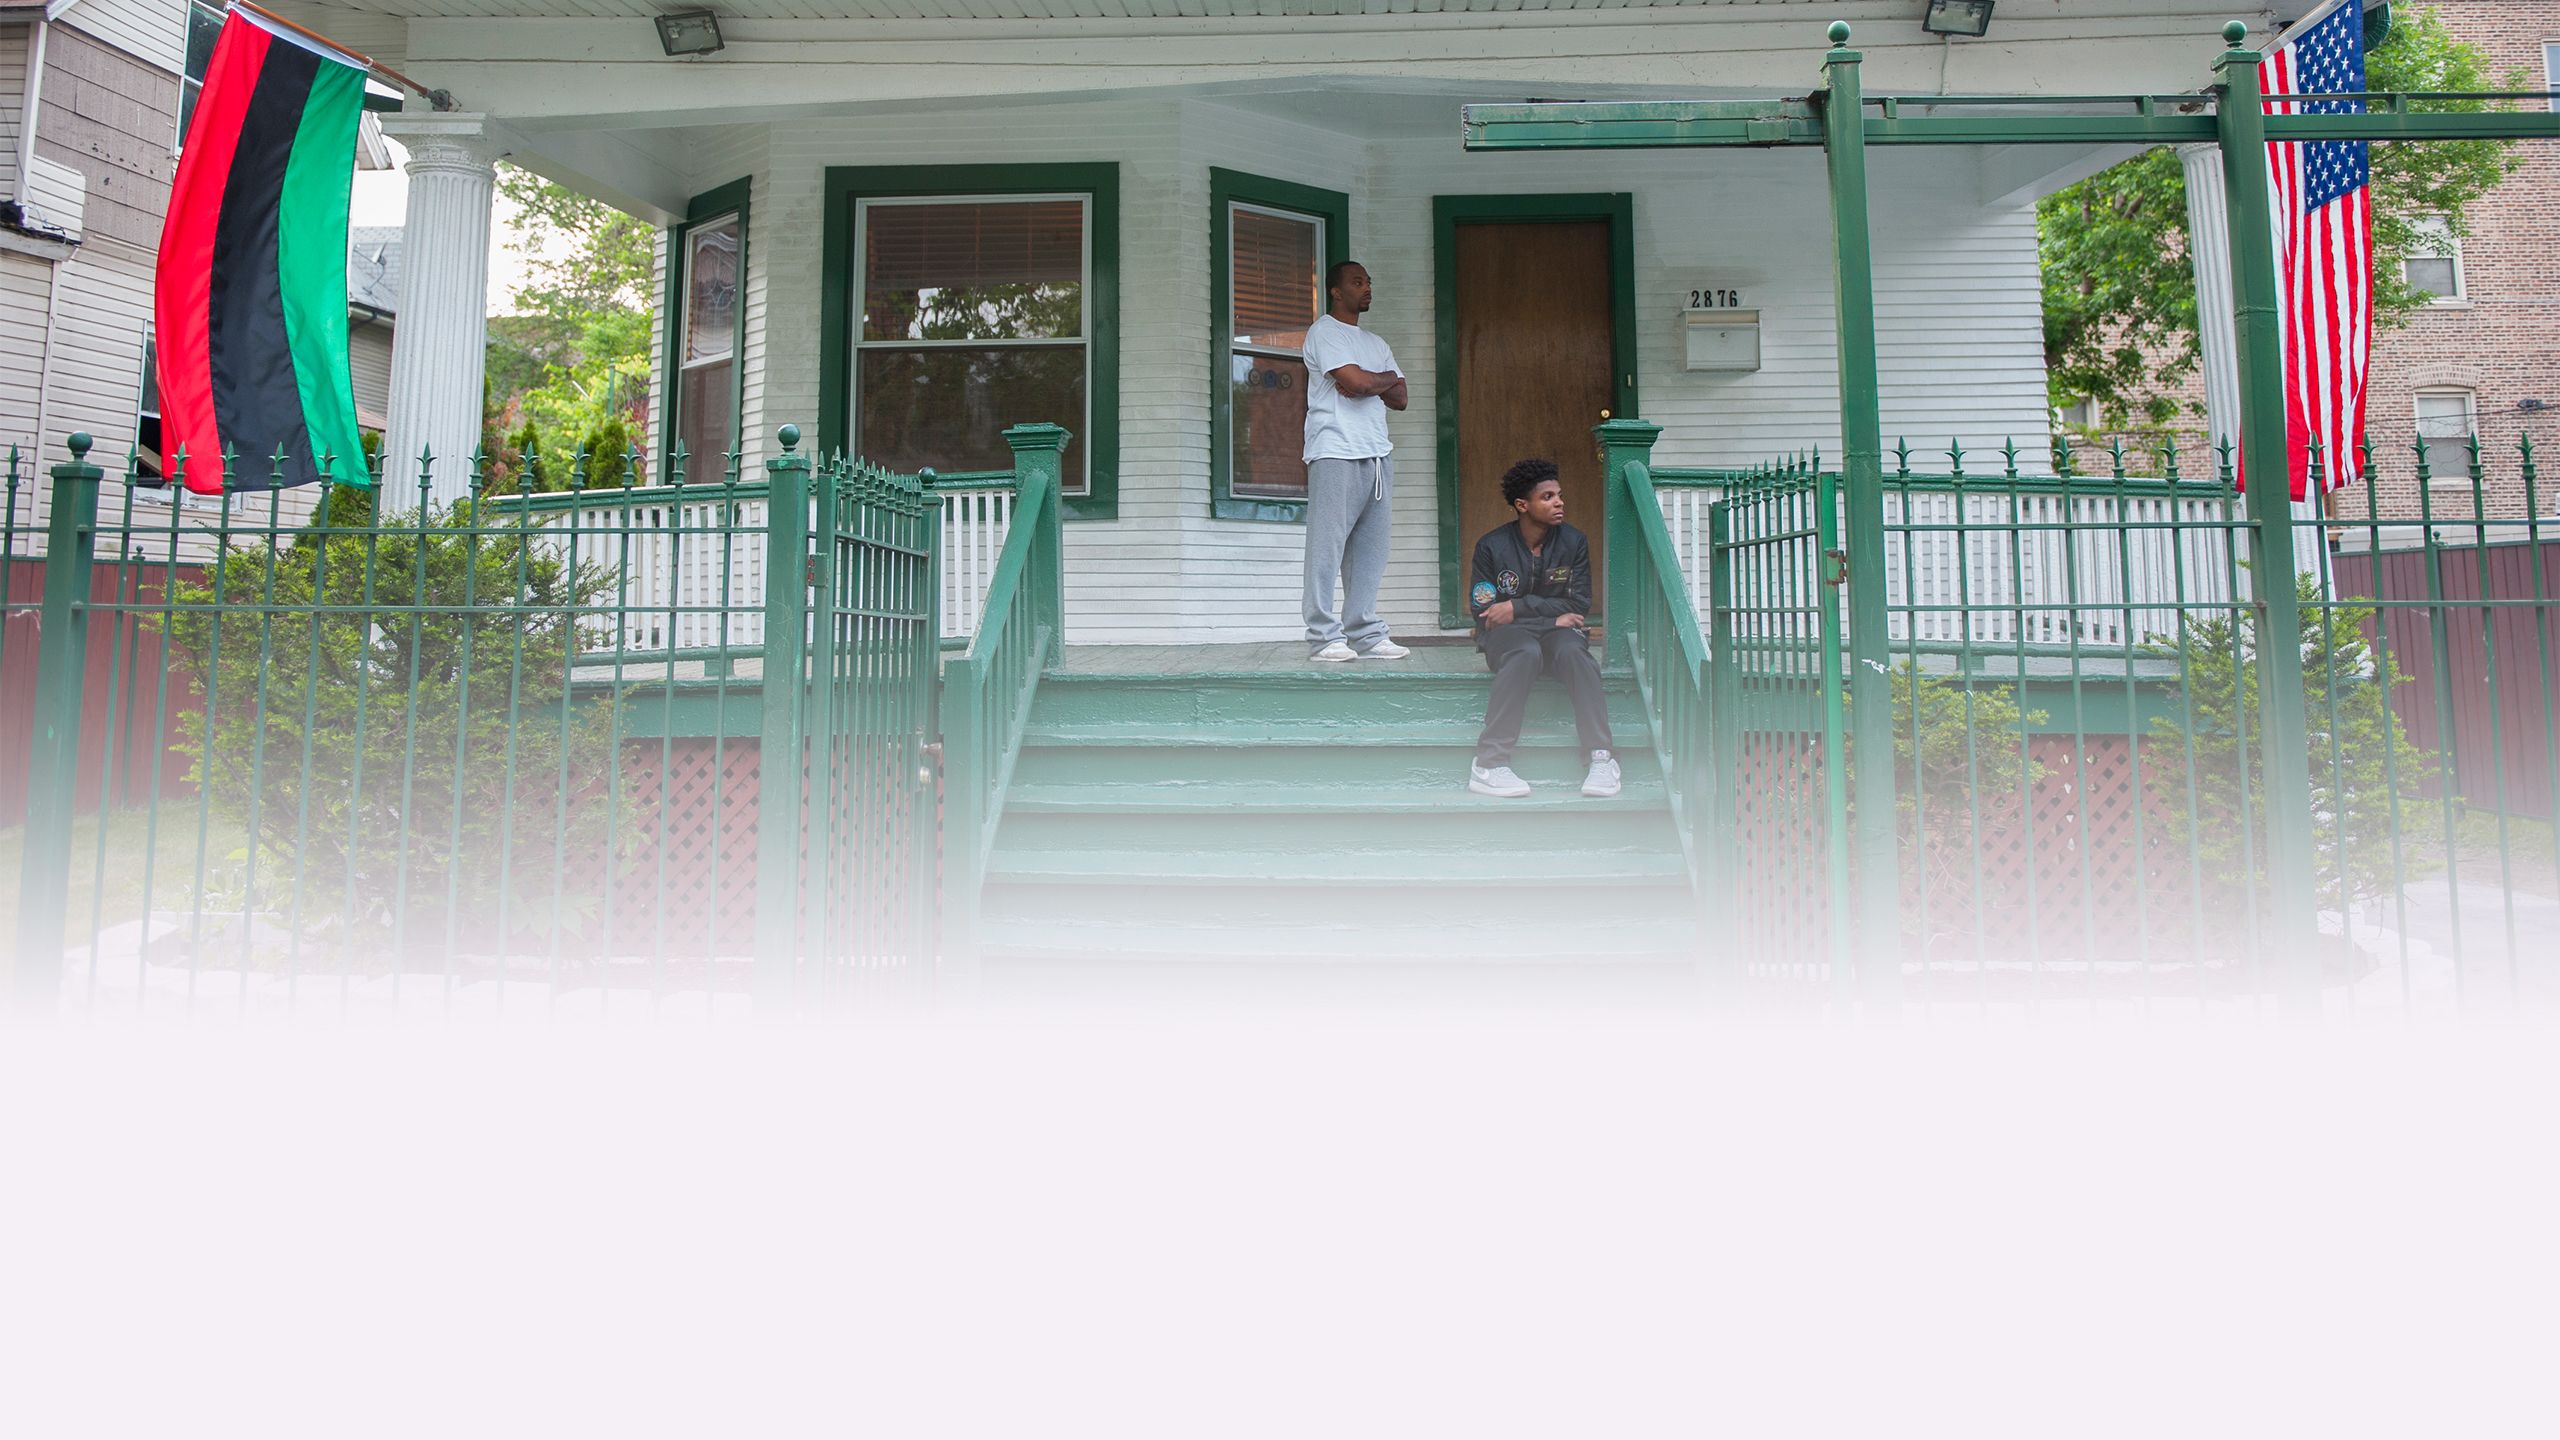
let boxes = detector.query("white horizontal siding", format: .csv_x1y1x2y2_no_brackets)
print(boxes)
348,318,394,425
57,0,185,77
726,96,2056,646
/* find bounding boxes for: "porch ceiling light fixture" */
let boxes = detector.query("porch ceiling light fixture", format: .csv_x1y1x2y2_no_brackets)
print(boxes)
1920,0,1994,38
655,9,725,57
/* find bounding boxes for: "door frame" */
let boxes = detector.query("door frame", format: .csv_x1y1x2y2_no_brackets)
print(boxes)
1431,192,1638,628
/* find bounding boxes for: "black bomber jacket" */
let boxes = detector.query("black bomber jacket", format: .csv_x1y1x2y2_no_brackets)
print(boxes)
1469,520,1593,642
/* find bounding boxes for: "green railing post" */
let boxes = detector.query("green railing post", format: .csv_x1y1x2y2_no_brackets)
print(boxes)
12,433,104,1011
1819,23,1901,1000
1597,417,1664,670
2215,23,2322,1004
754,425,814,996
1703,501,1742,946
1003,424,1070,668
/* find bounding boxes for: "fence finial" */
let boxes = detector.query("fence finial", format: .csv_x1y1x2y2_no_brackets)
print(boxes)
67,432,92,461
1829,20,1852,45
779,424,801,453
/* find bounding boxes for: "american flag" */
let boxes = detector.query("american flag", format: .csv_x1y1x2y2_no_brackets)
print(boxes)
2255,0,2372,498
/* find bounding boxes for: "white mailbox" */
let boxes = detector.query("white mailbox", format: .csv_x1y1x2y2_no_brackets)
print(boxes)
1681,308,1761,373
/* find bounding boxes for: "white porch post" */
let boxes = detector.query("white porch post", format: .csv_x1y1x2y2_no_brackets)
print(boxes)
2179,141,2241,458
381,113,498,506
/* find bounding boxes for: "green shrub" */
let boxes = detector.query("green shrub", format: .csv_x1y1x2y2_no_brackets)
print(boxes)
160,498,626,953
2141,570,2437,910
581,416,632,490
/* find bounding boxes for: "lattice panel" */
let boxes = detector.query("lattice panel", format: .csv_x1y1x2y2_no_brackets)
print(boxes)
1896,735,2206,965
1729,734,1836,974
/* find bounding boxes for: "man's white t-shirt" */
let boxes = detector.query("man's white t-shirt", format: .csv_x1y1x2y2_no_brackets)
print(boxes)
1300,314,1399,464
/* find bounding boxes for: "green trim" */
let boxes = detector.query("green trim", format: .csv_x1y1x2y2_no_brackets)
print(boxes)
658,176,752,486
816,163,1122,521
1430,193,1637,628
1207,168,1350,524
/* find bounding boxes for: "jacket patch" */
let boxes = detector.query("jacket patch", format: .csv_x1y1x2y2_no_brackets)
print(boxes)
1471,580,1496,609
1497,570,1519,596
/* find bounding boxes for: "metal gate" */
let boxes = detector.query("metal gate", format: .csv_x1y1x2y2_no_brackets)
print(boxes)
1704,462,1851,980
789,444,941,984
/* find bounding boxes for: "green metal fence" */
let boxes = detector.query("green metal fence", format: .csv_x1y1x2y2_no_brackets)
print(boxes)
2,426,974,1016
1615,425,2556,1014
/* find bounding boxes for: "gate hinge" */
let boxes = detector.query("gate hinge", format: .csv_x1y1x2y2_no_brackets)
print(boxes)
1820,548,1850,588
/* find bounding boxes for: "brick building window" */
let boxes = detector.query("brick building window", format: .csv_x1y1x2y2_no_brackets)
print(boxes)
2415,390,2477,482
2403,217,2463,302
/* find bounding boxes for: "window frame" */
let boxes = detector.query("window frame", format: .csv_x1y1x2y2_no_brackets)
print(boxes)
2414,387,2478,485
659,177,751,485
818,164,1121,521
177,0,224,149
2402,215,2465,305
1209,169,1351,524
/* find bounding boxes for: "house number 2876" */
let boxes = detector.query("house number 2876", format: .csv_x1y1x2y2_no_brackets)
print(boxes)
1688,288,1742,308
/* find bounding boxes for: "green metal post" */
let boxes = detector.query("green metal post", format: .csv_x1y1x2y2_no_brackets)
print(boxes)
755,425,814,994
2215,23,2322,1003
1819,23,1901,999
1003,423,1070,668
12,434,104,1009
1597,418,1664,670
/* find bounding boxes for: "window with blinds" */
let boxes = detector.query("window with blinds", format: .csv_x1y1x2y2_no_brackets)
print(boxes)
677,214,743,475
1226,202,1324,501
855,197,1089,491
2416,389,2477,483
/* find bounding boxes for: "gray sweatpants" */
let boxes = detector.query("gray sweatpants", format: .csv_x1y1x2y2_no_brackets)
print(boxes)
1303,454,1394,651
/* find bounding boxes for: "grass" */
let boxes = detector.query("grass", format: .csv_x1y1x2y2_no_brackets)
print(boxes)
0,804,248,946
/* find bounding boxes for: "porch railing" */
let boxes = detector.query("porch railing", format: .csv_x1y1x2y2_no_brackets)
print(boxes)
936,425,1067,966
1653,460,2251,656
480,467,1018,660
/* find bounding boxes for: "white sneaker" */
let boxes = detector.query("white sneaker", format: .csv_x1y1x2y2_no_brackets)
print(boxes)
1310,641,1358,663
1357,639,1411,660
1469,763,1531,798
1582,750,1622,798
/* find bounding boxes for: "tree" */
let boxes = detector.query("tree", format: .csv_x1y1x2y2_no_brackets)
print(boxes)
487,165,655,462
2039,5,2523,430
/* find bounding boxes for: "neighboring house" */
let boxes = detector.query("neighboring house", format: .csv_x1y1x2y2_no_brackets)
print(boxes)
2,0,389,497
288,0,2332,648
2350,0,2560,521
345,222,396,430
2064,0,2558,516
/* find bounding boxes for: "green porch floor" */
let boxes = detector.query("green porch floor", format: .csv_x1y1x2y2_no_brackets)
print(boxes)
1053,639,1523,678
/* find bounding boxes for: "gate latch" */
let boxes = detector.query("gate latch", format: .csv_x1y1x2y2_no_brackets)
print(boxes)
1820,548,1850,588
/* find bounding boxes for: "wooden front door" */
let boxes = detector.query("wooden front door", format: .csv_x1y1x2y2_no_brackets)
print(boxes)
1452,219,1617,618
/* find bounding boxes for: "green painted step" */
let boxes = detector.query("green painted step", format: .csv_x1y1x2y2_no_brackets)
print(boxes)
1007,743,1659,790
1000,772,1671,814
1027,673,1646,731
1018,719,1645,749
990,807,1683,854
976,913,1702,962
984,842,1691,888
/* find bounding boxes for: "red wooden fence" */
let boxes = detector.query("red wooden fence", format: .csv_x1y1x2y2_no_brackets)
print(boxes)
2331,537,2560,822
0,559,207,828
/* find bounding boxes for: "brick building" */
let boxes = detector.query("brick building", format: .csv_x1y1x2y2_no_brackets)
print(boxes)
2345,0,2560,522
2066,0,2559,519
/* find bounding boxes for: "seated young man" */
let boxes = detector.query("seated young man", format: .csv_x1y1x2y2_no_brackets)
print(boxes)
1466,458,1618,799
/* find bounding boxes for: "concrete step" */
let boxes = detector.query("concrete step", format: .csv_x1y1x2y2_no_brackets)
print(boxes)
999,770,1670,815
990,806,1684,855
1017,719,1639,749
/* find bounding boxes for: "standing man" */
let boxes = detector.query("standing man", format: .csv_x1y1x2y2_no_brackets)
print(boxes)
1300,260,1411,662
1467,458,1618,798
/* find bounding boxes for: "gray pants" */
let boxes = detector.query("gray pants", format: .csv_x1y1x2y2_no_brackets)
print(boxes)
1303,454,1394,651
1476,624,1613,767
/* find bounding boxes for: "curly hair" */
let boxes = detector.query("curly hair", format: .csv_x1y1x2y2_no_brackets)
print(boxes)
1501,457,1560,508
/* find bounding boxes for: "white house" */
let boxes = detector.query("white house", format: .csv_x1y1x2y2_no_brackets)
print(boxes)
266,0,2324,644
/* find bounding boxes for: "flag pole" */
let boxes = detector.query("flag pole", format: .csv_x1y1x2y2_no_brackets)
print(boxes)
228,0,456,110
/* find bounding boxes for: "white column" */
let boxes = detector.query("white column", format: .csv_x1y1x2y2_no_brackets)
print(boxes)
381,114,498,507
2180,142,2241,462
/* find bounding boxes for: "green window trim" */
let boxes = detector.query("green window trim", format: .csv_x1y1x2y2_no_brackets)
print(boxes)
1429,192,1638,628
659,176,752,486
1208,168,1350,525
817,163,1121,522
